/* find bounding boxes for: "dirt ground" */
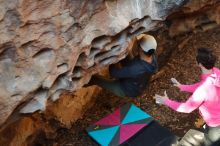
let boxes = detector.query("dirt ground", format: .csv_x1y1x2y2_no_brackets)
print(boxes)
35,27,220,146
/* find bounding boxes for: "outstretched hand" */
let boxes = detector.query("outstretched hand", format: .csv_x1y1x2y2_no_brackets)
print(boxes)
154,91,169,105
171,78,181,88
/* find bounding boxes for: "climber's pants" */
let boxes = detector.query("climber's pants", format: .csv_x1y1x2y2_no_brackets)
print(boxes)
92,75,126,97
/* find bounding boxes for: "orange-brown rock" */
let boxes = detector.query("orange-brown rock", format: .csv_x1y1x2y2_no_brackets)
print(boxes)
0,116,43,146
45,86,102,127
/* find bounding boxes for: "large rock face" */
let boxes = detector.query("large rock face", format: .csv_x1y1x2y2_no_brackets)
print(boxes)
168,0,220,36
0,0,186,127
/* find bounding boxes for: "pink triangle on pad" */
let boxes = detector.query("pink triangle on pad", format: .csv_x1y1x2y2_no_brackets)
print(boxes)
119,124,147,144
95,108,121,126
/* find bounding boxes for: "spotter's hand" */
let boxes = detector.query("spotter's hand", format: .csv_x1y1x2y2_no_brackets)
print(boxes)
154,91,169,105
171,78,181,88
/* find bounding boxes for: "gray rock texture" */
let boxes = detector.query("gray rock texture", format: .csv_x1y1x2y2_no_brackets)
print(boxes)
0,0,186,126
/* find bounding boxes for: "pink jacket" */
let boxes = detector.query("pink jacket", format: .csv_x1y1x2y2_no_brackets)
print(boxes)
165,67,220,127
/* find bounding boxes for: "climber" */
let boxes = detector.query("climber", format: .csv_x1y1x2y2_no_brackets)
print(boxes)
87,34,158,98
154,48,220,146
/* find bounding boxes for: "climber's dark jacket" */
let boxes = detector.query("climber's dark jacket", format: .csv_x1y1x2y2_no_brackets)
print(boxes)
109,55,158,97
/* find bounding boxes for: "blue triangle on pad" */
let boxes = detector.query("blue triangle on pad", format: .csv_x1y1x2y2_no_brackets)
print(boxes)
88,126,120,146
122,104,150,125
